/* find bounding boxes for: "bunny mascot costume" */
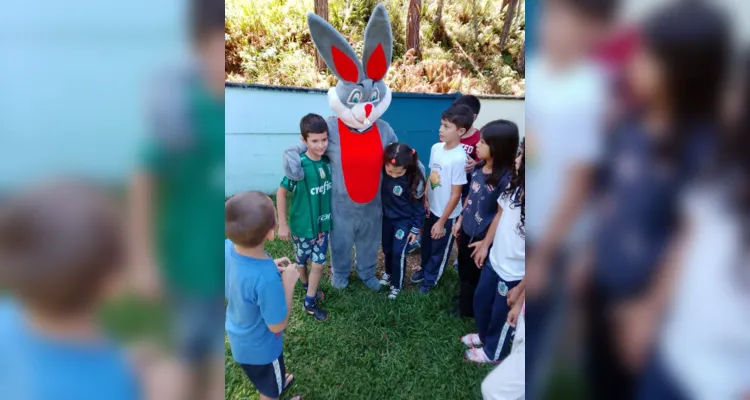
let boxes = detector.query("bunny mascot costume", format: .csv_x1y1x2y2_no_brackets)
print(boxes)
284,4,418,291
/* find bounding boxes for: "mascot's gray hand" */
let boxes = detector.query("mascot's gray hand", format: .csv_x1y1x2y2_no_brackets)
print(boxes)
282,143,307,181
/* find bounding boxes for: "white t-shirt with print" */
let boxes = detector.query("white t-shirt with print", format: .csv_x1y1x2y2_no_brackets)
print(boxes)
489,190,526,281
427,142,468,219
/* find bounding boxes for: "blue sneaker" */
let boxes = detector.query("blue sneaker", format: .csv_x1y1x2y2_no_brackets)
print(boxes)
410,269,425,284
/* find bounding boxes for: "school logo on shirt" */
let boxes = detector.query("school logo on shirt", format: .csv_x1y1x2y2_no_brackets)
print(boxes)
393,185,403,196
498,281,509,296
395,229,405,240
319,167,327,179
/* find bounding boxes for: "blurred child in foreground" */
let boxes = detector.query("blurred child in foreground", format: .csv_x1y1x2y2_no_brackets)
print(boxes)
129,0,225,398
0,182,140,399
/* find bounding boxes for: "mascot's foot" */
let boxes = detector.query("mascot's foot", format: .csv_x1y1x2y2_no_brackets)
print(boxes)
362,277,382,292
331,277,349,290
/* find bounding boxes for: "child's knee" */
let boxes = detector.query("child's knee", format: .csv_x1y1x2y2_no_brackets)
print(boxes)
310,262,324,271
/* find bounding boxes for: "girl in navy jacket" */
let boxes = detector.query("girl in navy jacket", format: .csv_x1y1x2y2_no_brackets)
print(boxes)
379,143,426,299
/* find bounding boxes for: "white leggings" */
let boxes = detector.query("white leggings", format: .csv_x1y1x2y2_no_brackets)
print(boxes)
481,312,525,400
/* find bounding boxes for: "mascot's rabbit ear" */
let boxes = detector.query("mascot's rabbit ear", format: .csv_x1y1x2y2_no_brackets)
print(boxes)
307,13,365,83
362,3,393,82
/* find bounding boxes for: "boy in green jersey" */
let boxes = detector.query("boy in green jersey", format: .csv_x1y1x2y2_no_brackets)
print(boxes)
277,114,332,322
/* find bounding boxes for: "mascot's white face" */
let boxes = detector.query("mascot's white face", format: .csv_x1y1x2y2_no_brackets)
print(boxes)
306,4,393,131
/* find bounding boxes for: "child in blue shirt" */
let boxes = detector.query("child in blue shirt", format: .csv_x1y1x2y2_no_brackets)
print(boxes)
378,143,426,299
225,191,302,400
0,181,140,400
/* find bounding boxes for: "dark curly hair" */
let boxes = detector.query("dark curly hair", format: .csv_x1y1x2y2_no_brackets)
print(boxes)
501,138,525,239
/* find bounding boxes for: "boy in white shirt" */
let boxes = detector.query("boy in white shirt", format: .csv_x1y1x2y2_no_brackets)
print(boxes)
411,105,471,293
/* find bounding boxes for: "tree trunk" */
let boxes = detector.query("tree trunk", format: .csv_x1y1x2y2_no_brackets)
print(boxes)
500,0,517,51
518,45,525,72
472,0,479,44
314,0,329,71
407,0,422,58
434,0,444,27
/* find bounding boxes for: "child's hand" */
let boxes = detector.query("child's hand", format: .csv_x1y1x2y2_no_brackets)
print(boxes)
468,241,489,268
507,284,522,307
431,220,446,239
281,264,301,288
464,156,476,173
407,232,419,244
274,257,292,272
452,220,461,238
507,301,523,328
277,224,291,241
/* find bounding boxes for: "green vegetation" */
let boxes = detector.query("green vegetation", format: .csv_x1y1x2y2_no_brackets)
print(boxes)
226,0,525,95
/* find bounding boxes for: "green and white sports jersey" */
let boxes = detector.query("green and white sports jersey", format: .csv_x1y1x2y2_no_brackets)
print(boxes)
280,153,333,238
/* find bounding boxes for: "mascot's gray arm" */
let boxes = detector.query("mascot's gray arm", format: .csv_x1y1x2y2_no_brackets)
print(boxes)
282,143,308,181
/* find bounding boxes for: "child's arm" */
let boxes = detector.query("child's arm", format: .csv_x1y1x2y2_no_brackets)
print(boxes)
408,184,426,243
507,289,525,327
265,265,300,333
276,184,292,241
129,171,161,298
469,207,503,268
431,185,462,239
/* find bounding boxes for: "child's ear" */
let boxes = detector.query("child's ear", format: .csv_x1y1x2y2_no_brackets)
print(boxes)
473,114,478,122
300,136,306,144
459,128,467,136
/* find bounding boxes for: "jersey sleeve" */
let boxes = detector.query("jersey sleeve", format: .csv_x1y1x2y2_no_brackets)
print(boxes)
280,176,297,192
256,275,288,326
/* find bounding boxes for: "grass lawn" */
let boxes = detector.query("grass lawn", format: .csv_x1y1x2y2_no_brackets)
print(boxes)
225,196,496,399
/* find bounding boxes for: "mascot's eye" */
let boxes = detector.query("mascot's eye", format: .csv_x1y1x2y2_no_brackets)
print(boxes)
370,89,379,102
348,90,362,104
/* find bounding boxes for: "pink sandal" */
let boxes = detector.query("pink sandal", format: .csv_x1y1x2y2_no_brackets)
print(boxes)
464,348,498,364
460,333,483,348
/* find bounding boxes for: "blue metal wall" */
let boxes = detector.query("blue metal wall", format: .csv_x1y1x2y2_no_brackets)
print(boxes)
225,83,462,195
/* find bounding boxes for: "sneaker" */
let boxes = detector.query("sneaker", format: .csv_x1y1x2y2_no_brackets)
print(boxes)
300,290,325,311
410,269,425,284
388,286,400,300
418,285,431,295
303,302,328,321
379,273,391,286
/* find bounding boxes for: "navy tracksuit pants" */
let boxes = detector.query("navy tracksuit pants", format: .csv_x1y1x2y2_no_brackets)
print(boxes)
382,217,411,290
420,212,456,288
474,262,521,362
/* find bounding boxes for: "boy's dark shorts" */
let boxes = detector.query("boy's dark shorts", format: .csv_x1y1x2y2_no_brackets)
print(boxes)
292,233,329,265
241,355,286,398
